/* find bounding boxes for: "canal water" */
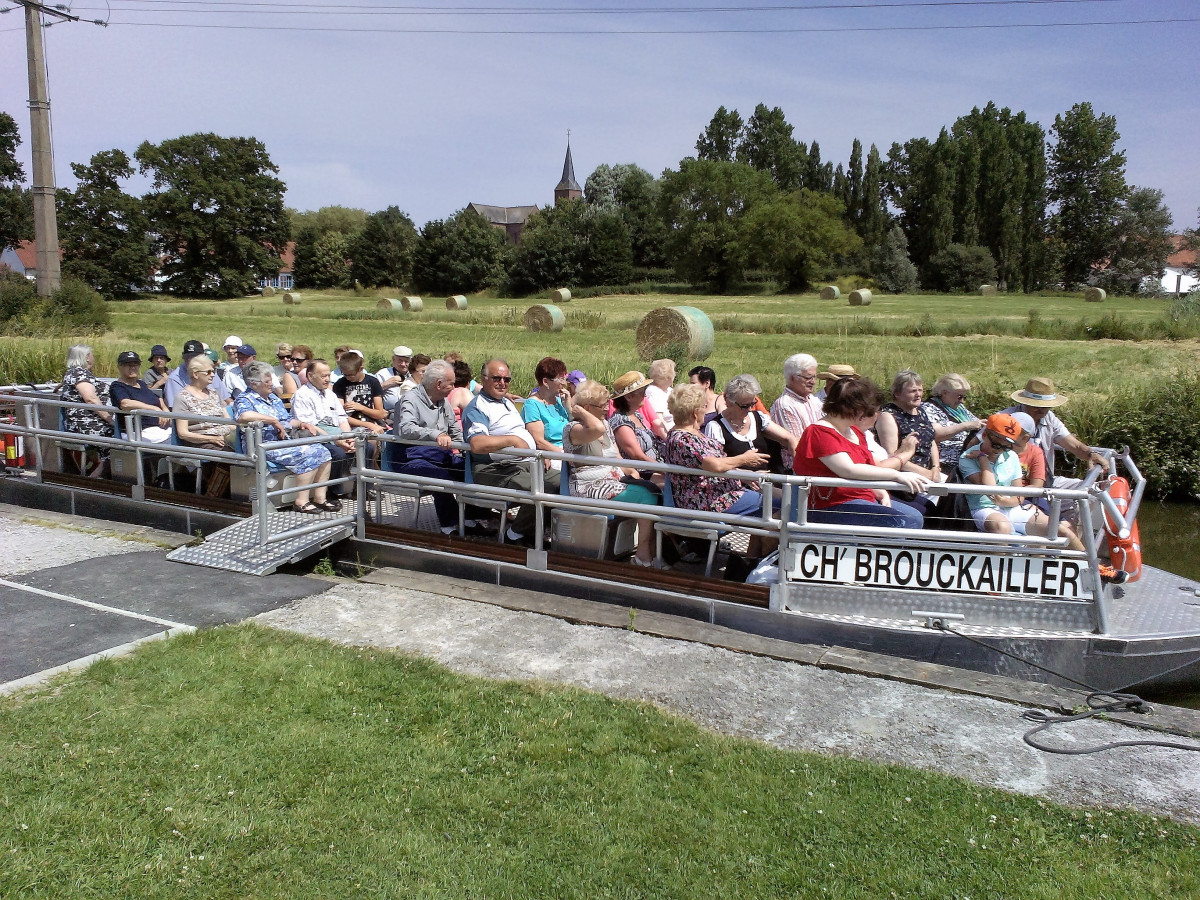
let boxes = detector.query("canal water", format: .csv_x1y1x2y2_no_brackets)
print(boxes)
1131,500,1200,708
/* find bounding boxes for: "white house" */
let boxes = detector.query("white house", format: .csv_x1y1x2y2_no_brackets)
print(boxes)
1162,235,1198,295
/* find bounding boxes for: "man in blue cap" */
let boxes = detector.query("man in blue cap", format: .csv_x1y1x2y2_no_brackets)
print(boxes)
223,344,280,399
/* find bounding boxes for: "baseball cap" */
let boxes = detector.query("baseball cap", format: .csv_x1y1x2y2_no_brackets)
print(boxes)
566,369,586,386
236,344,256,357
342,349,364,360
223,335,243,349
985,413,1021,448
150,344,170,361
182,339,205,359
117,351,141,366
205,349,220,364
1010,411,1036,436
392,345,413,358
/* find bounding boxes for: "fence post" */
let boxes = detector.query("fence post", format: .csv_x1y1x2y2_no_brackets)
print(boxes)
253,423,270,547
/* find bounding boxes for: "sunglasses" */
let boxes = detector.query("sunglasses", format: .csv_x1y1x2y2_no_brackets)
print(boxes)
487,375,512,384
289,356,307,363
734,400,755,410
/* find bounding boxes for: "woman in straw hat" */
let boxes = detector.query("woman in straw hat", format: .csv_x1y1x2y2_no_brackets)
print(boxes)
610,371,662,472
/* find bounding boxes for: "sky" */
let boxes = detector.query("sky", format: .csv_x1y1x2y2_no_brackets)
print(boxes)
1,0,1198,232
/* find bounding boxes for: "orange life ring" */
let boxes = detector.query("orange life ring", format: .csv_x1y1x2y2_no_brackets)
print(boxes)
1103,476,1142,582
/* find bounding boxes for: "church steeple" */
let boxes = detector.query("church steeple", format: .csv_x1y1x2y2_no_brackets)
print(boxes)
554,136,582,204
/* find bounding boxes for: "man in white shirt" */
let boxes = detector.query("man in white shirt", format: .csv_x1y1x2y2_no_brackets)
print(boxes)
770,353,824,470
223,345,281,399
219,335,242,375
291,358,354,496
376,345,416,413
1003,377,1106,488
462,358,560,543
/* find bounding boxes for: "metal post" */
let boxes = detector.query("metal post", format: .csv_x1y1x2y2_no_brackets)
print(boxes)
355,434,368,540
1077,500,1109,634
253,424,270,547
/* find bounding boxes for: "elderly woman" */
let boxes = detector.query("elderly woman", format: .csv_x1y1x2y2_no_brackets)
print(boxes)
522,356,572,453
563,379,662,568
59,344,113,476
794,377,927,529
664,383,773,519
704,374,796,476
921,373,983,475
173,354,236,449
610,371,663,472
232,360,337,514
874,370,941,516
109,350,172,444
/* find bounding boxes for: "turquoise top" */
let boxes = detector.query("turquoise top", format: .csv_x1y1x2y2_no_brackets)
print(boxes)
521,395,571,447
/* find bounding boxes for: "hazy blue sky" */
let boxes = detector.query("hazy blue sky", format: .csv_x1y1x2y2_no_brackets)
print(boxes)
1,0,1197,231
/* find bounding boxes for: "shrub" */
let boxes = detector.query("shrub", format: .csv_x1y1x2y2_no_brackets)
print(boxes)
868,225,920,293
927,244,997,293
49,278,111,333
0,269,36,323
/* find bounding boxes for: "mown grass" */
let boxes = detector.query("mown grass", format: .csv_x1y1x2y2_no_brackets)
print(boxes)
2,625,1196,899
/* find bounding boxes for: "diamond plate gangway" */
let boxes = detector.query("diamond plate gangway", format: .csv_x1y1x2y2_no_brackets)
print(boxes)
166,424,358,576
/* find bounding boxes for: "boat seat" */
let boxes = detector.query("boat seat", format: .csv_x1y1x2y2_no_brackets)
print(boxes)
550,461,637,560
229,426,300,507
653,475,723,577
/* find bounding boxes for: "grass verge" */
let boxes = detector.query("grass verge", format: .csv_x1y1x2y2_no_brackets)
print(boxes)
2,625,1196,898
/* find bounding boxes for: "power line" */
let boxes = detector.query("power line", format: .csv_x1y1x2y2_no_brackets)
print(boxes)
96,15,1200,32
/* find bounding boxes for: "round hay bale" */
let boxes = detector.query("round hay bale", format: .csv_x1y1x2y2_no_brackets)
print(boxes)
261,285,276,297
819,285,840,300
1084,286,1106,303
524,304,565,333
282,292,302,305
376,298,403,311
848,289,872,306
979,284,998,296
446,295,468,311
635,306,714,362
551,288,572,303
401,295,423,312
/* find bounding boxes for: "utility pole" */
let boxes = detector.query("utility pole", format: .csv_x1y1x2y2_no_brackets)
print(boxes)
19,1,78,296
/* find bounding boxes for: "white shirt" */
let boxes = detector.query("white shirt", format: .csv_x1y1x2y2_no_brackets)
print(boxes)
462,392,536,462
291,382,348,429
644,384,674,430
375,366,416,412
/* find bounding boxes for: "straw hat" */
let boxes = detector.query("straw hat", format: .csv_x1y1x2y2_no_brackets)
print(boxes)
612,371,652,399
818,364,858,381
1010,377,1069,409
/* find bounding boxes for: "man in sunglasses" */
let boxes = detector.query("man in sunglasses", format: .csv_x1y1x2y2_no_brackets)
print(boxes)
462,358,560,544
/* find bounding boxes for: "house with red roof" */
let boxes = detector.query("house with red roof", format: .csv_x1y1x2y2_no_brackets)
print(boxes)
260,241,295,291
0,240,39,281
1162,235,1198,296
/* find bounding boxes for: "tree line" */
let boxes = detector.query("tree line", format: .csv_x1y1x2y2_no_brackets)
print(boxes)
0,102,1194,300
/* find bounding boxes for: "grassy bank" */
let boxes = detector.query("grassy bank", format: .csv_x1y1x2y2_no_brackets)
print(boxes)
2,625,1195,899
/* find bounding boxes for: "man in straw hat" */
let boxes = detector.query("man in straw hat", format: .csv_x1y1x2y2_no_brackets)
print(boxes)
816,363,857,401
1002,377,1106,491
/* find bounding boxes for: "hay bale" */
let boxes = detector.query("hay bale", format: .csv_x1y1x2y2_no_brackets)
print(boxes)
446,295,468,310
635,306,714,362
979,284,997,296
524,304,565,333
551,288,572,303
282,292,302,305
1084,286,1106,303
820,285,840,300
261,286,276,297
376,298,403,311
401,295,423,312
848,289,872,306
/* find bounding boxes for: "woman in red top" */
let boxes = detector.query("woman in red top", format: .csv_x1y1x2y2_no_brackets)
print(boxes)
793,377,929,529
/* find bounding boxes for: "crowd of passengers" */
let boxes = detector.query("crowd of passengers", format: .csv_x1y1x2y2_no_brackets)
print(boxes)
52,338,1110,569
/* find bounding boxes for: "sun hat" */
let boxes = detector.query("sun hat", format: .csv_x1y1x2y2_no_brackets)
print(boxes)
149,344,170,361
612,371,652,399
818,364,858,381
566,369,587,386
1011,377,1069,408
117,351,141,366
392,345,413,358
236,344,256,357
1010,411,1036,436
223,335,243,349
985,413,1021,448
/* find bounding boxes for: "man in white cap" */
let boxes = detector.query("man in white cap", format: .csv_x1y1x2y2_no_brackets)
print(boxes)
375,346,415,414
1003,377,1106,492
220,335,242,375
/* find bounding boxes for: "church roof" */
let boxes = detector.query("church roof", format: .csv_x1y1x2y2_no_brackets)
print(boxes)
555,144,581,193
468,203,539,226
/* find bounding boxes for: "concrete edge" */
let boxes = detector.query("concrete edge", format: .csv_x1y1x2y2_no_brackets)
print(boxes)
359,567,1200,739
0,626,196,699
0,501,194,550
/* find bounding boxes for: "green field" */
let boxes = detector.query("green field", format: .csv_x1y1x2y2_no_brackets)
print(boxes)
3,289,1197,403
2,625,1196,899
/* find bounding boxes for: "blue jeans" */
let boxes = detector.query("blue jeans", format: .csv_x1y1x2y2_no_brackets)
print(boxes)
807,498,924,529
725,489,782,517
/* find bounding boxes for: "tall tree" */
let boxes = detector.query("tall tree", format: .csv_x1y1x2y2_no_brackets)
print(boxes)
857,144,889,249
1093,186,1174,295
57,149,156,298
1048,101,1128,289
290,206,367,239
584,163,666,269
136,133,288,298
292,206,365,289
695,106,744,163
738,189,861,290
349,206,418,288
844,139,863,223
737,104,803,192
658,158,777,291
0,112,33,252
412,207,507,295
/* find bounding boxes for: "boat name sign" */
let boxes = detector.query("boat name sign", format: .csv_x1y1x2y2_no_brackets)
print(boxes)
786,543,1093,600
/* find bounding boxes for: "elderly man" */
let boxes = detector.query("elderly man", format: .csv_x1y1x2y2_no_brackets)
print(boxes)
164,339,229,408
219,335,242,374
770,353,824,470
1003,377,1106,489
291,358,354,497
223,344,281,399
463,358,560,544
395,359,481,534
376,345,416,413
